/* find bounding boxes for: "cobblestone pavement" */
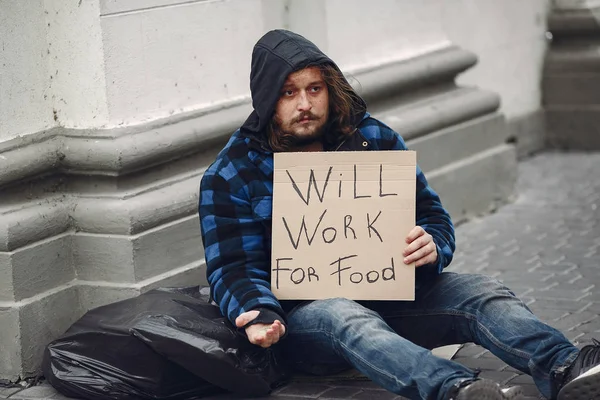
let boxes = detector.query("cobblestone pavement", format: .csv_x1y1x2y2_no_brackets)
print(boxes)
2,151,599,400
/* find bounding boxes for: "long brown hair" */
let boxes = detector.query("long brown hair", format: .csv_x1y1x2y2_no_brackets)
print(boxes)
267,64,364,152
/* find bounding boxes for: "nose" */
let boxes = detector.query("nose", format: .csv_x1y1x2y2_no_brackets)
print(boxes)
297,91,312,111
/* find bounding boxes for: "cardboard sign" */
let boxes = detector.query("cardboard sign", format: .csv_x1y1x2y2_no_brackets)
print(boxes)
271,150,416,301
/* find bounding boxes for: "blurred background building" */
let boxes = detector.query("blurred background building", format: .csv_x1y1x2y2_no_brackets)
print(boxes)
0,0,598,381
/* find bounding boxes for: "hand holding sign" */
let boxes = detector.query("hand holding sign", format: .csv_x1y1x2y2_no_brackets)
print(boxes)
403,226,438,267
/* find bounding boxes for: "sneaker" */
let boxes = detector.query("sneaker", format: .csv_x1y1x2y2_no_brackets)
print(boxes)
501,386,524,399
558,339,600,400
445,379,524,400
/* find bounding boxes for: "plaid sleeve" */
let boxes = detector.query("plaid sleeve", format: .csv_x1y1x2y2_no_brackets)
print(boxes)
199,168,284,326
413,163,456,273
365,119,456,273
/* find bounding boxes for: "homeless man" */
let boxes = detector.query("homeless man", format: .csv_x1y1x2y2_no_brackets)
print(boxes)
198,29,600,400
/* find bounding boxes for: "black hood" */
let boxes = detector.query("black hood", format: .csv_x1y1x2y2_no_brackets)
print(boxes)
241,29,367,138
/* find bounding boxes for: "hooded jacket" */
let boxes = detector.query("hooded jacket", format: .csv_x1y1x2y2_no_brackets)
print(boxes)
240,30,366,144
199,30,455,328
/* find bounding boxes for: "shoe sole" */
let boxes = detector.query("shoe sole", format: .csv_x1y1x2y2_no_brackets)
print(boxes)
558,364,600,400
456,380,511,400
502,387,525,400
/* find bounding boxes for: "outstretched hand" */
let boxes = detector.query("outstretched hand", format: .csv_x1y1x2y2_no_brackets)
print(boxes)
403,226,438,267
235,310,286,348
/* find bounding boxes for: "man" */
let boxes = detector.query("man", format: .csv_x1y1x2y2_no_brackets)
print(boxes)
199,29,599,400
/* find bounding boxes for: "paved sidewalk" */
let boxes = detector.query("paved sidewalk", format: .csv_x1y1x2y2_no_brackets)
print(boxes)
2,151,599,400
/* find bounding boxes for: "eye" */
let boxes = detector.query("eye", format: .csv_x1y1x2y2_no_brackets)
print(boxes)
310,86,321,93
282,89,294,97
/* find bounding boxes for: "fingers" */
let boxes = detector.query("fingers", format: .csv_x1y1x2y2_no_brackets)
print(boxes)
235,310,260,328
247,320,284,348
262,320,283,346
278,321,286,337
403,226,438,267
404,240,435,264
403,234,431,258
405,226,425,243
253,325,279,348
406,241,437,266
414,252,438,267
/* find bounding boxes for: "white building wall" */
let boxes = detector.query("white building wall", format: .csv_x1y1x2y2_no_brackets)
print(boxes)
323,0,450,71
99,0,265,126
0,0,108,142
288,0,551,119
44,0,109,129
0,0,552,142
0,0,55,141
445,0,551,118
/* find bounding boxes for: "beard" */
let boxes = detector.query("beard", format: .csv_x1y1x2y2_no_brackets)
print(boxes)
268,112,329,152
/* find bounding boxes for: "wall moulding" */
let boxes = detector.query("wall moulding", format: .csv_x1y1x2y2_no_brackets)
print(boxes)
0,44,500,251
0,45,482,189
548,5,600,38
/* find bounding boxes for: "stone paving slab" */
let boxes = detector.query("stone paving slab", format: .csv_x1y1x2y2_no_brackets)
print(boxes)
2,152,599,400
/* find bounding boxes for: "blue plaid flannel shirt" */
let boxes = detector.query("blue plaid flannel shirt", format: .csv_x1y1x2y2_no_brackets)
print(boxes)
199,115,456,325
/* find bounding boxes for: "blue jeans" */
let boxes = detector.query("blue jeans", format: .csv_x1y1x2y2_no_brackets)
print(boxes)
280,273,579,400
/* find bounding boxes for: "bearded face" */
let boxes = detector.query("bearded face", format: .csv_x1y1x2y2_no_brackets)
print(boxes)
271,67,330,148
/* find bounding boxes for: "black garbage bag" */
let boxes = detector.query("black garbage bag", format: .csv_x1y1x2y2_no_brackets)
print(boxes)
42,287,289,400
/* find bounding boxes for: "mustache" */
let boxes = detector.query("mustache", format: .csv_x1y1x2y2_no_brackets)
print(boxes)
294,112,318,123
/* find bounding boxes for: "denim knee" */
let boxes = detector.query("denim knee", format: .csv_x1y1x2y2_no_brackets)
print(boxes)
448,273,518,299
294,297,382,335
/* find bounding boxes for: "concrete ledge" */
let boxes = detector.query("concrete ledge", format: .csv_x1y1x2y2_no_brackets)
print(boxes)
0,285,82,381
73,173,201,235
77,260,206,311
0,233,74,303
0,197,71,253
0,173,201,257
351,46,477,105
0,307,21,381
10,234,74,302
0,45,477,187
379,87,500,141
545,43,600,73
0,103,248,186
73,234,136,283
428,144,518,223
0,253,14,301
546,107,600,149
544,74,600,105
506,110,546,159
1,211,203,306
132,215,203,281
0,136,61,189
548,6,600,38
0,44,490,252
73,214,203,283
407,113,507,173
18,286,81,377
76,284,140,315
1,85,502,251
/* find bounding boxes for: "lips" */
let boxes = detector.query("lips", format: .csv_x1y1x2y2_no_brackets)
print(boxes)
297,115,315,124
